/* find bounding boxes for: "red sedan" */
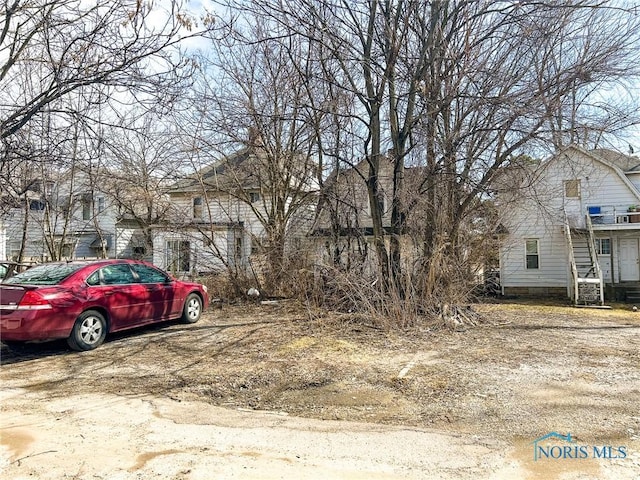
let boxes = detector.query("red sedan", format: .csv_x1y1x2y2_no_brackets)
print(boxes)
0,259,209,351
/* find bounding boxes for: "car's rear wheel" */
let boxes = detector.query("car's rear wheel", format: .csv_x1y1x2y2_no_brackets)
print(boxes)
181,293,202,324
67,310,107,351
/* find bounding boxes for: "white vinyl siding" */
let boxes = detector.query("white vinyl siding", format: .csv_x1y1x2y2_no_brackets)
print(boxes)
500,146,640,292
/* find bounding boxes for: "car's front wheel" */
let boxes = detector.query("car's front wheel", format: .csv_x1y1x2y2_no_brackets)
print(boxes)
181,293,203,324
67,310,107,351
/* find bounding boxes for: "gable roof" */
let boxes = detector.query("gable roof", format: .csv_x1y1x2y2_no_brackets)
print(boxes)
167,148,259,193
167,145,320,199
551,144,640,203
589,148,640,172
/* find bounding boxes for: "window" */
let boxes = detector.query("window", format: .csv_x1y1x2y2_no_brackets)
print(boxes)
130,263,169,283
97,197,105,213
193,197,203,219
525,239,539,269
166,240,191,272
100,264,136,285
132,246,147,258
9,241,21,261
86,271,101,286
367,192,386,216
251,236,264,255
377,193,385,215
564,179,581,199
29,200,45,211
81,195,92,220
4,263,84,286
43,181,55,197
596,238,611,255
249,192,261,204
55,241,73,258
235,236,243,259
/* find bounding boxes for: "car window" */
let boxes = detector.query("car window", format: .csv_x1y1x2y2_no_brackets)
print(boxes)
3,263,84,285
130,264,169,284
86,270,101,286
100,264,136,285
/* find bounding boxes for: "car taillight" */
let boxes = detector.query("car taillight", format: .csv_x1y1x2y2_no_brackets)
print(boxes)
18,291,53,310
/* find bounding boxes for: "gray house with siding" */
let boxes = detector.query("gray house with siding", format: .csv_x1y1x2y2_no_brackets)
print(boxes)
499,145,640,303
0,170,146,264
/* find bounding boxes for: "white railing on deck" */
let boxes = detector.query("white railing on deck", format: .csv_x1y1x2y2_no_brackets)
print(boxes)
587,205,640,225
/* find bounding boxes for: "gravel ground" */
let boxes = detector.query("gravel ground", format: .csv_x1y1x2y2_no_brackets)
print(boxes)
1,300,639,479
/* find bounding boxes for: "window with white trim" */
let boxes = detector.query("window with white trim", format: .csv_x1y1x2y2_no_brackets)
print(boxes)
525,239,539,269
595,238,611,255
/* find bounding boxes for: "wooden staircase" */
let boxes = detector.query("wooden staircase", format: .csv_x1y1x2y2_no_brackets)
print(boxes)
563,213,604,305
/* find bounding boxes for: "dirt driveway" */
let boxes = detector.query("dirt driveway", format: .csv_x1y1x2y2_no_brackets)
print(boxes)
1,301,639,479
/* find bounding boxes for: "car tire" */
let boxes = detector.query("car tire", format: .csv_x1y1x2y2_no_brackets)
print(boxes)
67,310,107,351
181,293,203,324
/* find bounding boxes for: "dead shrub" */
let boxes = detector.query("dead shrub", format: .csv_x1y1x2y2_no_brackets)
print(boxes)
299,259,483,330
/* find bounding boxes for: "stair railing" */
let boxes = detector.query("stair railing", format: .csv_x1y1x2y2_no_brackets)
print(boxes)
563,213,580,304
584,213,605,305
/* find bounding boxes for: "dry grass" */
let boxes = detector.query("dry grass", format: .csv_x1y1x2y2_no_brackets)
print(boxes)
2,300,639,443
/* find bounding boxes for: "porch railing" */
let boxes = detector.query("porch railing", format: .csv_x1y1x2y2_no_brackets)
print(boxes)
586,205,640,225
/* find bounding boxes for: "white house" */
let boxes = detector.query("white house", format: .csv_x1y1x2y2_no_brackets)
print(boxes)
152,146,317,278
499,145,640,304
0,170,145,264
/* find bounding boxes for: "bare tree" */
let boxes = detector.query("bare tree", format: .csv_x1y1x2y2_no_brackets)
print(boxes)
0,0,216,141
226,1,639,300
179,16,320,292
99,114,180,258
0,0,223,264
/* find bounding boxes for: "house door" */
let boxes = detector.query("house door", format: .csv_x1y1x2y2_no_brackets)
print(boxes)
619,239,640,281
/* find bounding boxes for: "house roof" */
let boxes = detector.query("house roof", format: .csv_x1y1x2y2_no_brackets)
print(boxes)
590,148,640,172
168,146,318,195
167,148,259,193
561,145,640,203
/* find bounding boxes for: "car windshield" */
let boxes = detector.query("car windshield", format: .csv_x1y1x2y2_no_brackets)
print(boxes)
3,263,85,285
